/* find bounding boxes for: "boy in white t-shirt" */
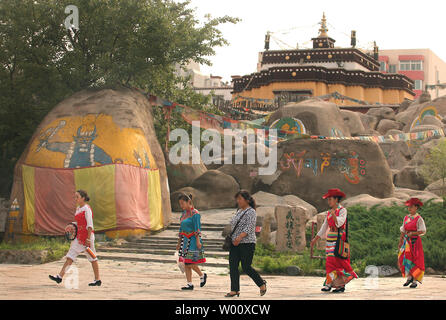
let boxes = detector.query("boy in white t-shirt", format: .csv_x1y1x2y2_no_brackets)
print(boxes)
49,190,101,286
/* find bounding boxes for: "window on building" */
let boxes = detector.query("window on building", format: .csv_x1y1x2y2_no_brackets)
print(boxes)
389,64,397,73
414,80,423,90
379,61,387,71
399,60,423,71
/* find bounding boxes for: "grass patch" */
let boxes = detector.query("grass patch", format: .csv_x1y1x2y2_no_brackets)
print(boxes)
252,201,446,276
0,237,70,263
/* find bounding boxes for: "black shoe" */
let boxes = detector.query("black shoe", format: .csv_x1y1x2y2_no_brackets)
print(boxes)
321,285,332,292
403,278,413,287
332,287,345,293
89,280,102,286
260,280,267,296
200,273,207,287
225,292,240,297
181,284,194,290
410,282,418,288
49,275,62,284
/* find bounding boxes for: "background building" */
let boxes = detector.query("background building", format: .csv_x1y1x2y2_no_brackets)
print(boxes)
379,49,446,99
232,14,415,107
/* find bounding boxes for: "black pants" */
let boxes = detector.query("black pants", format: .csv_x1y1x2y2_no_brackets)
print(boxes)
229,243,264,292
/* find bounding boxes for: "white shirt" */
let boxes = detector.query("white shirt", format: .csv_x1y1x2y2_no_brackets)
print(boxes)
317,207,347,238
75,204,94,230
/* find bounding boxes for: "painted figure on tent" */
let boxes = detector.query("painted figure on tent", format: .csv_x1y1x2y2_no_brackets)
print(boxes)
36,115,112,168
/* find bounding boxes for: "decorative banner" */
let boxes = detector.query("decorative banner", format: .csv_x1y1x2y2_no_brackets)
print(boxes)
21,164,163,235
146,92,445,144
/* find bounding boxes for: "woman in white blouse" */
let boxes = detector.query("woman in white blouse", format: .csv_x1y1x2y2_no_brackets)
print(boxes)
225,190,267,297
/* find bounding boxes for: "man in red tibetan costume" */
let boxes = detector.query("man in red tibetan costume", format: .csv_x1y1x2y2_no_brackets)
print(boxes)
311,188,358,293
398,198,426,288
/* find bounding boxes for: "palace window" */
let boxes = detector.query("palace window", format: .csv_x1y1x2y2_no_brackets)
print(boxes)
400,60,423,71
414,80,423,90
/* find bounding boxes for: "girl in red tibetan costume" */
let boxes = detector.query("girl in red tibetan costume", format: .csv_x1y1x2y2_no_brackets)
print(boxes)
398,198,426,288
311,189,358,293
49,190,101,286
176,194,207,290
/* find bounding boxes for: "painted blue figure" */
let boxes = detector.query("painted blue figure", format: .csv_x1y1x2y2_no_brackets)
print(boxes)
37,120,112,168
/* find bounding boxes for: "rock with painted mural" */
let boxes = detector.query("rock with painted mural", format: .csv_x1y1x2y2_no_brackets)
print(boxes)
394,166,428,190
401,95,446,132
274,205,306,252
376,119,404,135
421,114,444,127
166,145,208,192
265,98,351,138
378,141,411,170
9,87,172,238
170,170,240,211
340,110,366,136
262,138,394,211
341,194,404,208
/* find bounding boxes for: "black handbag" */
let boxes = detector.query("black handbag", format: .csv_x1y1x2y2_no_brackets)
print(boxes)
334,215,350,260
222,208,248,251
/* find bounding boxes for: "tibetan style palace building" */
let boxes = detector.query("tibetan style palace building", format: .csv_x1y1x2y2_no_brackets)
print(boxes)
232,14,415,107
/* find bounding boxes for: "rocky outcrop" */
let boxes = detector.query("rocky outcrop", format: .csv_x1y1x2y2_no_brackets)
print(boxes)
342,194,404,208
376,119,403,135
394,166,428,190
171,170,240,211
261,138,394,211
341,110,366,136
9,87,172,236
266,99,351,137
425,179,446,197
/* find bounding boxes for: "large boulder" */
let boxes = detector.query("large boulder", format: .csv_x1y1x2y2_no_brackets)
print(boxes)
260,139,394,211
378,141,411,170
376,119,403,135
341,194,404,208
341,110,366,136
425,180,446,197
409,138,446,165
9,87,172,237
394,187,443,204
266,99,351,137
166,146,208,192
366,107,396,121
360,114,379,131
421,115,444,127
401,96,446,132
252,191,317,222
394,166,428,190
171,170,240,211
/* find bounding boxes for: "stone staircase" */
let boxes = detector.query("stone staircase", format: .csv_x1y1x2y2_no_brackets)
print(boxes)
92,221,229,268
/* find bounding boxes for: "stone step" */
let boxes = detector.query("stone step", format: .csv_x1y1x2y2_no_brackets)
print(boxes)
166,225,224,232
137,237,225,244
112,242,225,251
82,251,229,268
98,246,229,258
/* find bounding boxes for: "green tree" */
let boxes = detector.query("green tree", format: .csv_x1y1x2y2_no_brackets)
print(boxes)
0,0,239,197
420,139,446,204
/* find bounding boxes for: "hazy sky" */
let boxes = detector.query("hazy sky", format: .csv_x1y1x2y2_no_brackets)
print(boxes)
188,0,446,82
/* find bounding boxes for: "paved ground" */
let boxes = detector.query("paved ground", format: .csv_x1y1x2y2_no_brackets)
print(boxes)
1,258,446,300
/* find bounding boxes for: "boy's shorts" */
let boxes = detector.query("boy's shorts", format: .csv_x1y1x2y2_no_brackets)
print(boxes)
65,233,98,262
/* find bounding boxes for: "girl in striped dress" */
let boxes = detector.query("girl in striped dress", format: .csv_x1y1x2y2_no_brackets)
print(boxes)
311,189,358,293
176,194,207,290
